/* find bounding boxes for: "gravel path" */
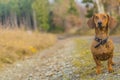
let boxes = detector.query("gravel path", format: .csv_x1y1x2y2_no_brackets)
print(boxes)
0,38,77,80
0,36,120,80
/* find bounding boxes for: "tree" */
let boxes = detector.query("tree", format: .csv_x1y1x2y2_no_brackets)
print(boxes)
49,0,81,32
17,0,34,29
82,0,98,18
68,0,79,15
95,0,105,13
32,0,50,31
0,0,35,29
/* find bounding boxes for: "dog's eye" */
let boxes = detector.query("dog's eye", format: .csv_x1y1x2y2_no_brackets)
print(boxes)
103,16,106,19
94,16,98,19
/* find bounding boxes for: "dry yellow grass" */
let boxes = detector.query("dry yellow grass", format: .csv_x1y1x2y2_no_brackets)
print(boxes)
0,29,56,67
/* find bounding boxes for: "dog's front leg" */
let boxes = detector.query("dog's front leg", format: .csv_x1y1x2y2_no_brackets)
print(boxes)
93,55,101,74
108,54,114,73
110,53,115,65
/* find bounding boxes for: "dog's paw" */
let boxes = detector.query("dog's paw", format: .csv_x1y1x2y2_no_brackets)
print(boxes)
111,62,115,66
96,69,101,74
108,68,114,73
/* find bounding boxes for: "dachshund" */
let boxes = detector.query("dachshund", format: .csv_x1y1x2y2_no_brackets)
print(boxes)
87,13,117,74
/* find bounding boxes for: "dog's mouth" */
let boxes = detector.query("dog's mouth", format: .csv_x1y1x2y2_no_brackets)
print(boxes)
98,25,102,29
97,21,103,29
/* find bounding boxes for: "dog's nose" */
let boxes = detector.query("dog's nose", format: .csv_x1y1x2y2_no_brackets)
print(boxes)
98,21,102,26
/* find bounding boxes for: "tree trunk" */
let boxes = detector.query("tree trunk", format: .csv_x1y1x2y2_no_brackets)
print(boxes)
22,13,27,29
26,13,31,29
32,10,37,30
95,0,105,13
3,10,8,27
10,12,18,28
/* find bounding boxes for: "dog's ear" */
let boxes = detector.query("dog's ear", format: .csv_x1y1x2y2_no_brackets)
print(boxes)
87,16,96,28
107,15,117,29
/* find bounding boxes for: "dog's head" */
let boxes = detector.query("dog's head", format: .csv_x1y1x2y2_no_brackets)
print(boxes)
87,13,117,29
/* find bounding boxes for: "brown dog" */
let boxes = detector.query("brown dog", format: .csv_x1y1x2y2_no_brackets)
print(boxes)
87,13,117,74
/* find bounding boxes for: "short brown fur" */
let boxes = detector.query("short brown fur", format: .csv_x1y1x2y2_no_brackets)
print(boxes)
87,13,117,74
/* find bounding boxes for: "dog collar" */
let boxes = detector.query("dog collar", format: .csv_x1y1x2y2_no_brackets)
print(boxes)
94,37,109,48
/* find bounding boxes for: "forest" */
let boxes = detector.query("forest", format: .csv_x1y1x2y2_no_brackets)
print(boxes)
0,0,119,34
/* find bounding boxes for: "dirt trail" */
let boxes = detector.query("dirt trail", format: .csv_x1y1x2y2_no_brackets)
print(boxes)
0,36,120,80
0,38,77,80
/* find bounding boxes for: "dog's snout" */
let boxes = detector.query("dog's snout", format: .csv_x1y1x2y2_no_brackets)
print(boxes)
98,21,102,25
98,21,102,28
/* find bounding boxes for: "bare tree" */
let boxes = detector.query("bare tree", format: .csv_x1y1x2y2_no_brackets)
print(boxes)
95,0,105,13
32,10,38,30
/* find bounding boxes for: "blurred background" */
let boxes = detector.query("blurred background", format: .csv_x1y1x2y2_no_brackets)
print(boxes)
0,0,119,34
0,1,120,79
0,0,120,66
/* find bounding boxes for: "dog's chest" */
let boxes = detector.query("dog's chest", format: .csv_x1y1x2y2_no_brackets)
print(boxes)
95,44,109,53
92,44,112,60
91,40,114,60
96,53,110,61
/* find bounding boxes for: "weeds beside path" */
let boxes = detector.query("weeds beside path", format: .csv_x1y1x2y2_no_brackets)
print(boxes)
0,29,56,68
0,36,120,80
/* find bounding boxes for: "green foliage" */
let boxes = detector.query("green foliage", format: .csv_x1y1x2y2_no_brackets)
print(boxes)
0,0,33,15
18,0,33,13
8,0,19,12
32,0,50,31
82,0,93,3
0,0,81,32
0,0,35,31
0,2,10,17
68,6,78,16
68,0,79,16
82,0,97,18
85,8,94,18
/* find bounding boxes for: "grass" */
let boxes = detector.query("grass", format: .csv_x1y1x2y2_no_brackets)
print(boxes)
0,29,56,68
72,38,96,79
72,37,120,80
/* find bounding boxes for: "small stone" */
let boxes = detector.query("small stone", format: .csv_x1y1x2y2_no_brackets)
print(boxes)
46,71,54,77
16,63,22,67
